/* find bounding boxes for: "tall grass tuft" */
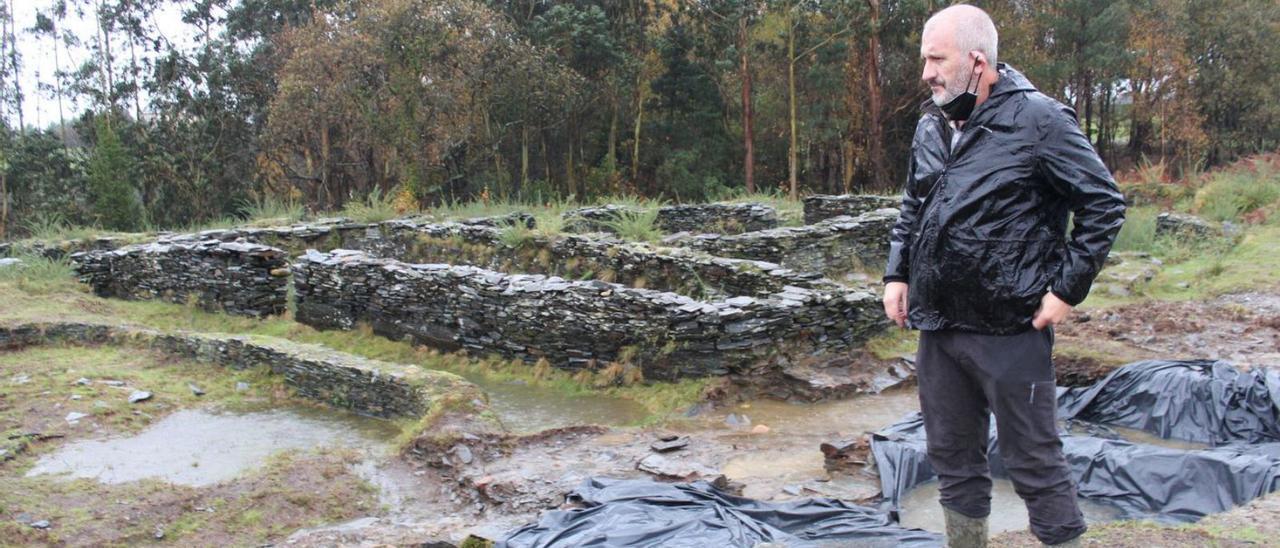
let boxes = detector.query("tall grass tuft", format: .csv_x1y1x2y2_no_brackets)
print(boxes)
1194,160,1280,223
342,187,400,223
0,253,78,294
1111,206,1158,252
601,207,662,243
238,195,306,225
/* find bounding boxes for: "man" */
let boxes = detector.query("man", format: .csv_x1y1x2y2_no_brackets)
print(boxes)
882,5,1125,548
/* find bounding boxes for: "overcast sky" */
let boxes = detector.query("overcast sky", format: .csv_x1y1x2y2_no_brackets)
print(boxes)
11,0,210,129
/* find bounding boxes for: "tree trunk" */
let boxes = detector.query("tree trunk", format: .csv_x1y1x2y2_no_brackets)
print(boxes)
565,120,577,198
632,81,645,187
740,16,756,194
541,131,550,184
1,169,8,240
129,35,142,122
787,15,799,200
52,17,66,143
6,0,22,128
864,0,887,188
521,124,530,192
95,0,112,113
607,94,619,169
320,125,331,208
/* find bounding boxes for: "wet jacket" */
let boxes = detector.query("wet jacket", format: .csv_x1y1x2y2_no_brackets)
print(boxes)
883,64,1125,335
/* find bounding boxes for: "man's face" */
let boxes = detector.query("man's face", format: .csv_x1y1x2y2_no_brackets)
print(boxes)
920,25,974,107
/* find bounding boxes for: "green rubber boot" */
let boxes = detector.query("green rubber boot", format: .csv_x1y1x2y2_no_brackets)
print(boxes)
943,507,989,548
1044,534,1084,547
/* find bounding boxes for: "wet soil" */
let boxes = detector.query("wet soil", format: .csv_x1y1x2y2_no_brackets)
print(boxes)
1055,289,1280,384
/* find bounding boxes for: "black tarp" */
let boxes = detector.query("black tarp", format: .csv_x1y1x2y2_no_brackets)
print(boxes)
871,360,1280,523
1058,359,1280,445
498,477,943,547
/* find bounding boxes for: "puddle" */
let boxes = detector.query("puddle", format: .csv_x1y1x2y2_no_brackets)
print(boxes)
708,387,921,435
1104,425,1212,451
898,479,1126,534
27,406,400,486
479,380,650,433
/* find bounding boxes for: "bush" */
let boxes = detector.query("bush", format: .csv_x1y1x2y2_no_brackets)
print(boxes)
1193,158,1280,223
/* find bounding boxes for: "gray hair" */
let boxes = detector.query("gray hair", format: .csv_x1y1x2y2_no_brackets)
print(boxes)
925,4,999,67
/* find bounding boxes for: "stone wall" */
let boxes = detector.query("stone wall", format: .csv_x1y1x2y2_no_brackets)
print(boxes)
292,250,886,381
563,203,778,234
0,322,483,418
803,194,900,224
172,217,828,299
0,236,133,260
72,240,289,317
672,209,898,277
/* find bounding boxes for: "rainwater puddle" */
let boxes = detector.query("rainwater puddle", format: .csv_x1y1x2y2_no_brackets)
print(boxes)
1099,425,1212,451
26,406,400,486
899,479,1126,534
479,380,650,433
709,387,921,435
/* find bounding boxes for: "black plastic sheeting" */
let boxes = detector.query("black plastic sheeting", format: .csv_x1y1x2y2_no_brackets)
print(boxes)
1059,359,1280,445
871,360,1280,523
498,477,942,548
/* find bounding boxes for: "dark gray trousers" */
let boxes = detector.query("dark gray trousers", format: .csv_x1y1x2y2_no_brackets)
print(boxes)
915,328,1086,545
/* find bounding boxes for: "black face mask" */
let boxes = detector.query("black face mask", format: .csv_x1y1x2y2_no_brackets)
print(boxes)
940,59,982,122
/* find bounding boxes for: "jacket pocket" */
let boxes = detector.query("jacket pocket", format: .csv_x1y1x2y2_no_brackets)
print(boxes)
934,236,1056,329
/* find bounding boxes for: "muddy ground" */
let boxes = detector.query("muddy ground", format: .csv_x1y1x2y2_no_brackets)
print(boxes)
4,287,1279,546
1054,289,1280,385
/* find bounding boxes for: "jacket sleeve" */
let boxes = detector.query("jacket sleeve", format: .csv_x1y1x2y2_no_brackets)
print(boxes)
883,147,921,284
1035,103,1126,306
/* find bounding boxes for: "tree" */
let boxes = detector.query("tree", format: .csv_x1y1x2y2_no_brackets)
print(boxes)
86,116,142,230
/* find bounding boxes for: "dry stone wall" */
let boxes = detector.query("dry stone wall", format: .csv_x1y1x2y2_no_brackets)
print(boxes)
803,194,900,224
72,239,289,317
672,209,898,277
563,203,778,234
0,322,482,418
173,217,828,299
0,236,132,260
292,250,886,381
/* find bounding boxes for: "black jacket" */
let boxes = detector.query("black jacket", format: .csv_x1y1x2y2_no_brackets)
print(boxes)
883,64,1125,334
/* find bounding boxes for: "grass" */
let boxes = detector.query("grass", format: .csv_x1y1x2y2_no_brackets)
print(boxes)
713,188,806,226
0,264,705,424
601,207,663,243
0,345,285,459
341,187,402,223
1192,158,1280,223
864,328,919,360
0,448,377,546
237,195,306,226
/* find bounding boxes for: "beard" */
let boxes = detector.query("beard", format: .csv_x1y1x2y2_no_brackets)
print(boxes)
929,69,971,107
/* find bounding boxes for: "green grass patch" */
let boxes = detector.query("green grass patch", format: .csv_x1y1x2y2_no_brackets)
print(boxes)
341,187,401,223
1193,158,1280,223
864,328,918,360
601,207,663,243
0,448,376,547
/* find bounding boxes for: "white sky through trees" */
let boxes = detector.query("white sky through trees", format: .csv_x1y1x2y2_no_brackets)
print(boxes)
11,0,208,130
